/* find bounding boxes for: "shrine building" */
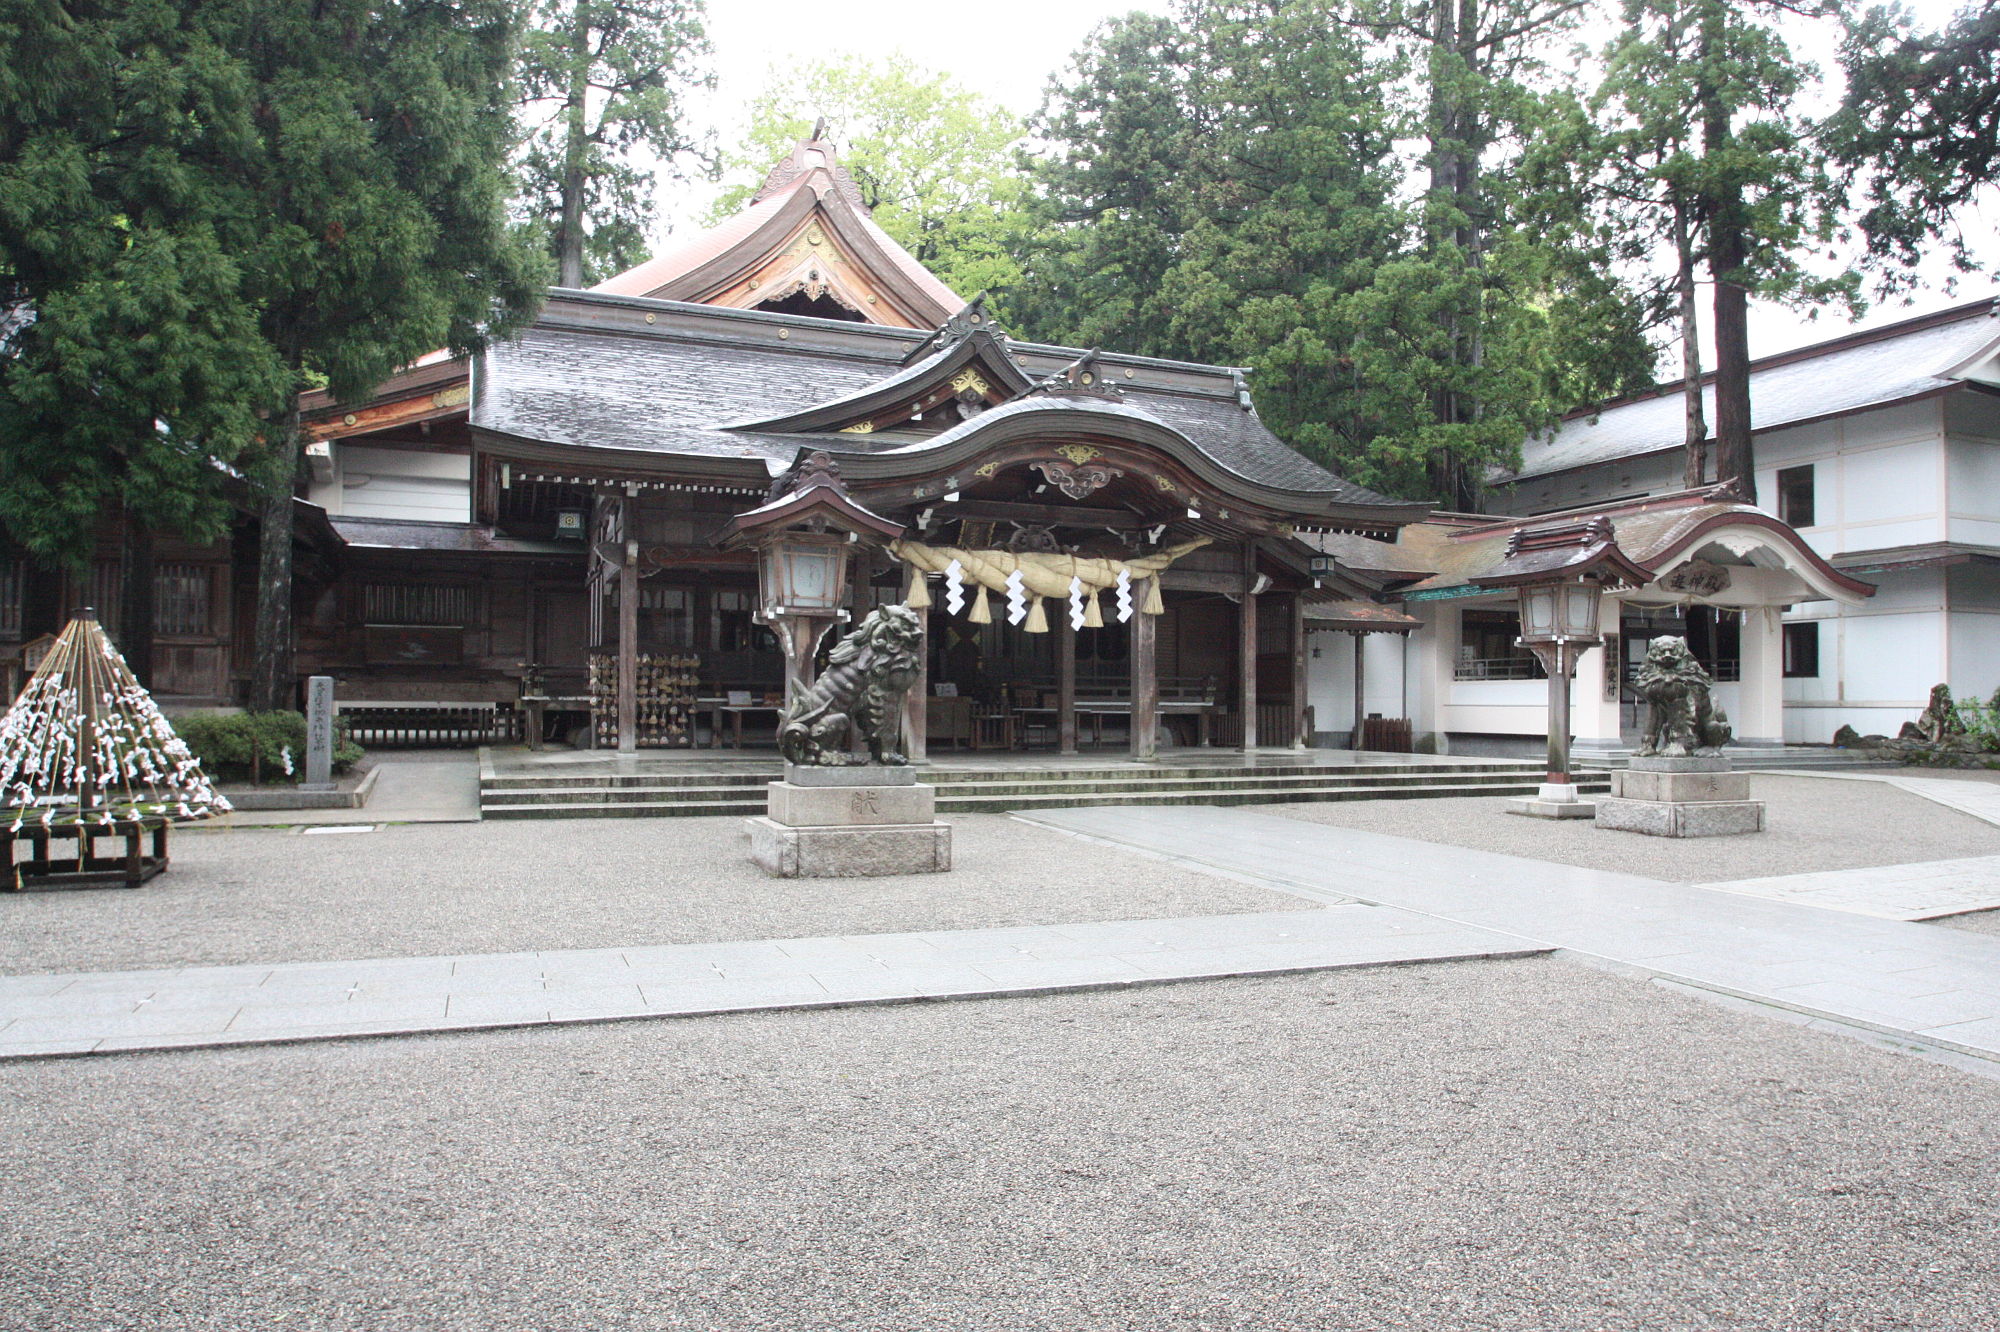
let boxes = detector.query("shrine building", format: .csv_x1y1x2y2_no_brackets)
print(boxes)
281,136,1425,756
0,137,1882,767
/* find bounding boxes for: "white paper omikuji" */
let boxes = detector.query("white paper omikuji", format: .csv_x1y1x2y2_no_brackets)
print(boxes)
1068,577,1087,631
0,615,231,825
1004,569,1028,625
944,559,966,615
1115,569,1135,623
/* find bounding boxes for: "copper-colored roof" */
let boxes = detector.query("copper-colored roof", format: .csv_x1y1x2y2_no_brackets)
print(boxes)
591,138,964,327
1302,598,1422,633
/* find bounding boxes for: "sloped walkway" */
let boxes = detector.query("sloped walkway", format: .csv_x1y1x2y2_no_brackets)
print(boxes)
0,906,1534,1059
1021,806,2000,1064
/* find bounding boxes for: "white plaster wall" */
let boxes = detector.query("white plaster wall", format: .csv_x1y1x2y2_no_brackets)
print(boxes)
1303,630,1411,737
1945,393,2000,547
1947,563,2000,705
1780,568,1946,741
1947,611,2000,705
308,444,472,522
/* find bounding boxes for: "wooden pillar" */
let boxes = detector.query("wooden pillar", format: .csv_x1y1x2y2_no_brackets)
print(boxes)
1058,611,1078,755
1290,592,1307,750
617,546,638,754
900,566,928,763
1351,632,1367,751
1130,580,1158,761
1239,549,1258,752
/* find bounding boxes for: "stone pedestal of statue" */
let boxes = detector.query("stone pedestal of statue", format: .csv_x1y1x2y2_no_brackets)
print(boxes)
748,764,952,877
1594,756,1764,838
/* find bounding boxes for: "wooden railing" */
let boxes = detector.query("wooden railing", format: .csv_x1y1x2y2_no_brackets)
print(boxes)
337,703,522,748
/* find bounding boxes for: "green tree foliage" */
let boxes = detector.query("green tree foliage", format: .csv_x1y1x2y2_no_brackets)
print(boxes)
518,0,713,287
712,54,1028,299
2,1,549,709
1830,0,2000,281
0,2,283,564
1015,0,1653,508
1561,1,1852,501
233,0,549,710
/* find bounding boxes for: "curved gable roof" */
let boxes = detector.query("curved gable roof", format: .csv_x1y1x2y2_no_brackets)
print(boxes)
590,138,964,328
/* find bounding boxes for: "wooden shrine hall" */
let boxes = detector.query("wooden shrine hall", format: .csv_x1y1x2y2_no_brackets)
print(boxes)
282,137,1431,756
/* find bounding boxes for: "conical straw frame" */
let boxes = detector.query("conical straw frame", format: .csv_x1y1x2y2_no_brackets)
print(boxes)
0,610,229,826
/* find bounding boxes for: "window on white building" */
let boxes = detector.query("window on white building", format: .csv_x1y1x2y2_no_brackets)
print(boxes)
1777,464,1815,527
1783,621,1820,678
1455,610,1544,680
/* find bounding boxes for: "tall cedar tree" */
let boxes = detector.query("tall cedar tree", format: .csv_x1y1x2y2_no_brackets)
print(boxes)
1601,0,1850,503
518,0,711,287
233,1,546,710
1015,0,1651,507
0,1,285,683
1830,1,2000,282
1522,8,1715,483
712,55,1029,300
1349,0,1641,511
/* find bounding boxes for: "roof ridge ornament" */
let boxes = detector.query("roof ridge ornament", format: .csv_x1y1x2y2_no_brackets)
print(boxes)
904,293,1001,364
1016,349,1124,403
1505,515,1614,557
752,134,868,211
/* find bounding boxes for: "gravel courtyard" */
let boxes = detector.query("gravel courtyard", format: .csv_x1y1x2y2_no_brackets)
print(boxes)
4,955,1996,1332
0,814,1296,976
1269,773,2000,881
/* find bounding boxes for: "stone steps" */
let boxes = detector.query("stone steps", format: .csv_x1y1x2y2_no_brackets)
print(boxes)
478,760,1607,820
1578,747,1897,773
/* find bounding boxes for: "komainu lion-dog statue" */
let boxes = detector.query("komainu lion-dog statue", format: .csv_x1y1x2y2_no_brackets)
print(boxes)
779,604,924,766
1633,634,1734,757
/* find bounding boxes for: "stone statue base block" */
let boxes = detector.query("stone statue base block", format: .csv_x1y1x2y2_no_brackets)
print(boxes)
1611,768,1752,803
747,817,952,878
1504,795,1597,819
783,763,917,787
1628,755,1732,773
1595,795,1765,838
766,780,935,827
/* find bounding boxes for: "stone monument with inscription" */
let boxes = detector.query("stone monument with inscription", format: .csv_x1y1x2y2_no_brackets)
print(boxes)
302,675,336,793
747,605,952,877
1595,635,1764,838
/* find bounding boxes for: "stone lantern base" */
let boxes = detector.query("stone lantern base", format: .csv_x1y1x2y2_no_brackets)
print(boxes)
748,764,953,877
1594,756,1764,838
1504,783,1598,819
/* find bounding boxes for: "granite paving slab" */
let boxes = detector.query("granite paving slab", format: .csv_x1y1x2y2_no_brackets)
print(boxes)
1691,854,2000,920
1023,805,2000,1066
0,906,1538,1059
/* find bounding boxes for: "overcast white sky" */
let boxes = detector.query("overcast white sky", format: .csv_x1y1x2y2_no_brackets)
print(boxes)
680,0,1996,363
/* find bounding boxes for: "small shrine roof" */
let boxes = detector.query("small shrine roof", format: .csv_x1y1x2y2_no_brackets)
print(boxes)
1297,487,1874,604
329,517,576,555
1303,598,1422,634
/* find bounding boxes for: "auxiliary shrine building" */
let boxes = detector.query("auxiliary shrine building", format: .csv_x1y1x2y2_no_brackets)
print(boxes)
0,138,1882,760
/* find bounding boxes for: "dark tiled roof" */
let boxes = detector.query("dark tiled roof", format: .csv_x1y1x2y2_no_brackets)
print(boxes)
331,517,577,555
474,323,891,468
473,302,1403,505
1508,300,2000,481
